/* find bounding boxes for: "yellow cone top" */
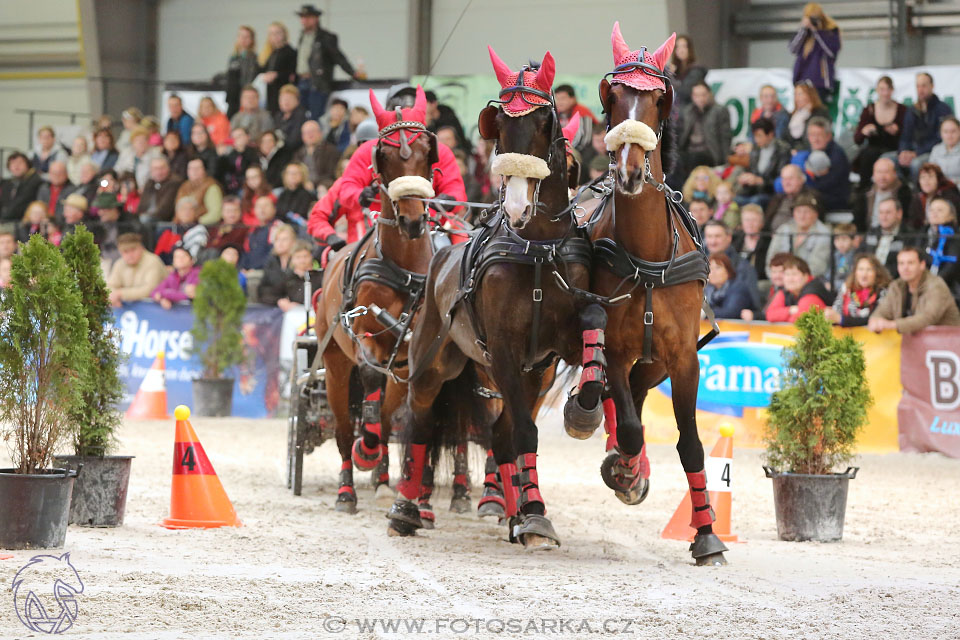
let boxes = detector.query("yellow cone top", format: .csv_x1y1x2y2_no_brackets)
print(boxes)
719,423,734,438
174,405,191,421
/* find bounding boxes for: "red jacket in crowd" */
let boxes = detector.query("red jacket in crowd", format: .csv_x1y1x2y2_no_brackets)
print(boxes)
765,277,831,323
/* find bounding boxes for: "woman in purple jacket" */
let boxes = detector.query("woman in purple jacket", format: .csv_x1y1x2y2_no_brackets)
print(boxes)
789,3,841,104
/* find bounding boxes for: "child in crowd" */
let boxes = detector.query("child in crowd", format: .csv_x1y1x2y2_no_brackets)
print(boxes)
18,200,62,245
828,223,858,292
221,127,258,195
219,244,247,294
151,245,199,309
712,181,740,229
154,196,209,265
241,195,284,271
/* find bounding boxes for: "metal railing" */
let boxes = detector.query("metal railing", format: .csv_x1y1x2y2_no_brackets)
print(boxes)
14,108,93,148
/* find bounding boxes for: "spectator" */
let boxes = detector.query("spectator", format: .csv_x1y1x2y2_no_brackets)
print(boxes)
736,117,792,207
162,130,189,178
688,198,714,234
713,183,741,229
259,21,298,116
425,90,469,153
678,83,731,174
176,158,223,225
241,195,284,270
117,171,141,216
802,116,850,212
218,244,247,294
321,99,352,153
765,255,831,322
929,116,960,184
230,86,274,142
924,197,960,302
116,107,143,152
91,191,142,271
220,127,259,195
554,85,599,151
136,156,183,223
240,166,273,226
106,232,167,307
295,4,361,118
225,25,259,119
705,252,755,320
682,166,721,204
154,196,209,264
767,192,832,277
436,128,462,159
863,197,913,275
898,72,954,181
294,120,340,190
205,195,249,254
90,128,119,171
782,82,829,151
853,76,905,185
868,246,960,332
74,159,101,205
908,162,960,230
704,219,760,307
852,156,912,232
187,123,221,179
788,2,841,103
197,97,231,146
140,115,163,147
750,85,790,140
59,193,89,237
267,239,315,379
258,130,291,188
0,231,16,261
733,203,771,281
824,254,892,327
17,200,62,245
31,126,67,177
765,164,818,231
0,257,11,288
257,225,300,304
165,94,195,145
275,163,316,224
151,245,199,309
827,223,858,293
347,106,370,147
37,161,74,219
668,35,707,110
115,127,160,189
275,84,307,153
66,135,91,186
0,153,44,223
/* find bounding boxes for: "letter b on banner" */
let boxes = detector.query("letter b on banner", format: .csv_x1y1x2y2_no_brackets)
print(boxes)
926,350,960,410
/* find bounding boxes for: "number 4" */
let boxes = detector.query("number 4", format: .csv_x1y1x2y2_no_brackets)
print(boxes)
721,462,731,487
181,445,197,471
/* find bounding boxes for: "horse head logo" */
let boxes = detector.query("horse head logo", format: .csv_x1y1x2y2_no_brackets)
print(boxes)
12,553,84,634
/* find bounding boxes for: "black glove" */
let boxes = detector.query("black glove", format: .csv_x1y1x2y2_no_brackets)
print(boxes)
359,185,378,208
429,193,456,214
325,234,346,251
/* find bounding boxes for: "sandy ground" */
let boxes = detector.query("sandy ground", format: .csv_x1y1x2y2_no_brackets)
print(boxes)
2,410,959,640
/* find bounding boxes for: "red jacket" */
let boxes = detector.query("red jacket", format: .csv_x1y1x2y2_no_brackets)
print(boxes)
765,277,830,322
306,178,368,244
337,139,469,242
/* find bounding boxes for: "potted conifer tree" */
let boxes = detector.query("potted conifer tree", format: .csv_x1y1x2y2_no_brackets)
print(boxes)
763,308,873,542
0,235,89,548
56,226,133,527
190,258,246,416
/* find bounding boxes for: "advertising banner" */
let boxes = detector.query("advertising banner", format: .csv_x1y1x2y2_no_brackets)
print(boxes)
113,302,284,418
898,327,960,459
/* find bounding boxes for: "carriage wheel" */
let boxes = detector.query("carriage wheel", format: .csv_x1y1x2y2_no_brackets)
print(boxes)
287,383,307,496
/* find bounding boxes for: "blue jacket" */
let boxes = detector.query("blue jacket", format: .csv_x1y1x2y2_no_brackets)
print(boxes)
166,113,195,145
705,278,754,320
900,94,954,155
808,140,850,212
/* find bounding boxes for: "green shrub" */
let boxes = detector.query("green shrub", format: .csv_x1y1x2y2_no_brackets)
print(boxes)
0,235,91,473
764,308,873,475
190,259,246,379
61,226,123,457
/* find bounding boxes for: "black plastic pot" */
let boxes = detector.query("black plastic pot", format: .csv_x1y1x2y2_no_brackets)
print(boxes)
193,378,235,417
764,466,858,542
55,455,134,527
0,467,79,549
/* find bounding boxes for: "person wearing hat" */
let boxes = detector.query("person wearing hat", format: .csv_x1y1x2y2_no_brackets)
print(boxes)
766,191,833,278
92,191,142,271
295,4,364,118
61,193,89,227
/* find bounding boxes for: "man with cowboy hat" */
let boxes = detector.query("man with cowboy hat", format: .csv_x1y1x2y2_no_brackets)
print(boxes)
295,4,365,119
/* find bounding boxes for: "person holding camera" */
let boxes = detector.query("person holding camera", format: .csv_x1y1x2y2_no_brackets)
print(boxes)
789,2,841,104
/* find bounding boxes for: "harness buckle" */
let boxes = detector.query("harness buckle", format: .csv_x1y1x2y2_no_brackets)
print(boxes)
533,288,543,302
644,311,654,326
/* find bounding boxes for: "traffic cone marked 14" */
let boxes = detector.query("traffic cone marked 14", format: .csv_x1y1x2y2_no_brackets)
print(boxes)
125,351,170,419
661,423,739,543
162,405,241,529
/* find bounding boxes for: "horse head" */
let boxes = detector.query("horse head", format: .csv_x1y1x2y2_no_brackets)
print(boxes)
369,85,439,239
598,23,675,196
479,46,562,229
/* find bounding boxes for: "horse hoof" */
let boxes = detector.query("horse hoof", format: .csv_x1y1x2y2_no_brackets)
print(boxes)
450,496,471,514
386,498,422,530
420,516,435,530
477,500,505,519
563,394,602,440
615,478,650,505
387,520,418,537
514,514,561,550
601,451,648,504
695,552,727,567
690,532,729,566
335,494,357,514
351,437,382,471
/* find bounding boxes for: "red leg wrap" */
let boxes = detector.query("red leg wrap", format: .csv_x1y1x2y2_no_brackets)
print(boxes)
377,445,389,484
517,453,545,513
498,463,519,517
397,444,427,501
341,460,352,471
581,329,605,346
603,398,618,451
577,329,607,391
358,438,380,457
338,484,356,495
686,470,715,529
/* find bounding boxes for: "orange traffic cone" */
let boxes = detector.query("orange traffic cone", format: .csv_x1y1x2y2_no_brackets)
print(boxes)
126,352,170,419
162,406,241,529
661,423,739,543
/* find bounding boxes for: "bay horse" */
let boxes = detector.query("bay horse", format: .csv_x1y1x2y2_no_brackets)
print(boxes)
584,23,727,565
387,48,608,550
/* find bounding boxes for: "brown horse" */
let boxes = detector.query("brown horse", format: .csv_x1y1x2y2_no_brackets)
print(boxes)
586,24,728,565
387,49,607,550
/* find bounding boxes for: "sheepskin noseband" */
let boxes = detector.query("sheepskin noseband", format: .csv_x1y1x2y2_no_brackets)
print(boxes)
604,119,658,152
491,152,550,180
386,175,435,200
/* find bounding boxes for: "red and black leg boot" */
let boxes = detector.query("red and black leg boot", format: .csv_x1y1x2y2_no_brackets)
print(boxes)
477,449,506,519
352,388,384,471
602,397,618,452
686,470,728,566
498,461,520,541
335,460,357,514
418,465,436,529
450,444,471,513
563,308,607,439
601,442,651,506
512,453,561,550
386,443,426,536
